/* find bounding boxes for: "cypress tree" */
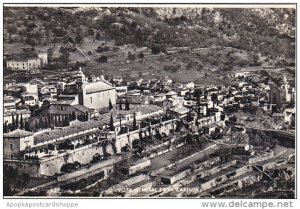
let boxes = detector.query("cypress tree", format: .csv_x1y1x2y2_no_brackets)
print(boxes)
58,115,62,126
15,114,19,129
85,111,89,121
11,112,15,131
20,114,24,130
72,111,76,120
197,93,200,106
68,113,72,121
109,99,113,110
44,116,48,128
125,99,130,111
109,114,114,131
4,121,8,133
133,113,137,130
39,116,44,128
25,120,31,131
80,114,84,121
66,115,70,126
35,120,39,130
47,114,51,127
50,115,54,127
63,115,69,126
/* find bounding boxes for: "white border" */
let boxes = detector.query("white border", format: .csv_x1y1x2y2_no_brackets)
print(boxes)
0,1,298,209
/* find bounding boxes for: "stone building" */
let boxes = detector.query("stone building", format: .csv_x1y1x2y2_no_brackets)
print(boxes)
76,68,116,110
4,129,34,159
3,104,171,177
6,52,48,71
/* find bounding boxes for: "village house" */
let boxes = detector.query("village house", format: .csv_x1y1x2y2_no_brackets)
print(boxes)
6,52,48,71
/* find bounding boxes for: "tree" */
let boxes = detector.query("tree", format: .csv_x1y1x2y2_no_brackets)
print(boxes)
58,115,62,126
35,120,39,130
67,37,75,45
85,111,89,121
25,121,31,131
133,113,137,130
21,173,30,186
87,28,94,36
109,114,115,131
4,121,8,133
47,114,52,127
97,55,108,63
229,116,237,123
11,112,15,131
128,52,136,61
96,46,104,53
75,27,83,35
15,114,19,129
151,46,161,54
20,114,24,130
71,111,76,120
138,52,144,59
54,116,58,126
59,46,70,63
95,32,101,40
211,93,218,109
109,99,113,110
125,99,130,110
7,24,17,34
63,115,70,126
3,182,12,196
187,110,193,121
75,34,83,45
53,27,66,37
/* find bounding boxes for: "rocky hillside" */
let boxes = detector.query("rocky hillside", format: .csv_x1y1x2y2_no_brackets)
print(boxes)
4,6,295,60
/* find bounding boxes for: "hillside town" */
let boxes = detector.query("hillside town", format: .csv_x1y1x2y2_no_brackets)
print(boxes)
3,6,295,198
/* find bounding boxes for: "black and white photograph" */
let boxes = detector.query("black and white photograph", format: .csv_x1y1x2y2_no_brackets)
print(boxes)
2,3,296,200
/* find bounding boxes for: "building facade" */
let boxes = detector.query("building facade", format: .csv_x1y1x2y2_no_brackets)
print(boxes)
6,53,48,71
76,68,116,110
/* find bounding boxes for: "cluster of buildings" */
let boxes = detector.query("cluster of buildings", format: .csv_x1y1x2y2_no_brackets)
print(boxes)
3,64,295,179
5,51,48,72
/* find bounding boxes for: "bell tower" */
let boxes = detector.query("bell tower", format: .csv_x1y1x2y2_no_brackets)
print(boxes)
76,67,87,105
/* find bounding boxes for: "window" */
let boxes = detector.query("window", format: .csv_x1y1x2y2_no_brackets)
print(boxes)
90,97,92,103
11,154,13,159
10,144,13,149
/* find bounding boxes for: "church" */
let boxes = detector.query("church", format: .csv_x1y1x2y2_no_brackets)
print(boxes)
57,67,116,110
75,67,116,110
